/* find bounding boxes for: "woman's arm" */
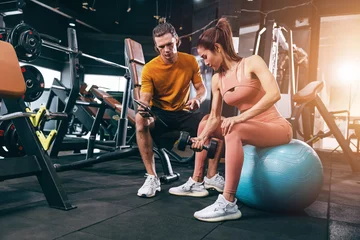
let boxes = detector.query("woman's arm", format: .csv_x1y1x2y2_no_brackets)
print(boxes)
197,73,223,140
238,55,281,122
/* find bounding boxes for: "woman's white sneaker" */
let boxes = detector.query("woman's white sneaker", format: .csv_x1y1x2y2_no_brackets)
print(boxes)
204,173,225,192
169,177,209,197
194,194,242,222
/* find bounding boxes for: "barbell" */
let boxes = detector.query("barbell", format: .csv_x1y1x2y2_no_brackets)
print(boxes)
7,22,128,70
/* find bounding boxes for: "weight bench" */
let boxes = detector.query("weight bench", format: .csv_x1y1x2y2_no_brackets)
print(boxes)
0,40,75,210
83,85,137,158
89,85,136,124
78,83,132,140
290,81,360,172
78,83,112,121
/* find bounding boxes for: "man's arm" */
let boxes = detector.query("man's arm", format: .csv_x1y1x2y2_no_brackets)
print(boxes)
138,65,154,113
138,92,152,106
186,57,207,110
192,81,207,104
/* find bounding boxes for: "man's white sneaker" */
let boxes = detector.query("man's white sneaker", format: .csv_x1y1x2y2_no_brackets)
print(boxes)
137,175,161,198
194,194,242,222
169,177,209,197
204,173,225,192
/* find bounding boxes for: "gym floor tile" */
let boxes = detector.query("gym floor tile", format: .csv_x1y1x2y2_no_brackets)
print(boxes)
316,169,331,202
68,186,160,208
330,191,360,207
329,202,360,225
331,160,353,172
68,173,146,187
1,152,359,240
0,187,45,212
223,206,328,240
329,220,360,240
7,178,105,194
330,171,360,195
0,175,36,185
136,193,223,220
81,208,219,240
0,216,73,240
56,231,111,240
80,162,151,176
303,200,329,220
202,225,293,240
4,199,133,230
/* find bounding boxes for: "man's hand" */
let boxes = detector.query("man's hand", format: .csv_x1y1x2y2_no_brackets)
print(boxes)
186,98,201,111
135,100,152,118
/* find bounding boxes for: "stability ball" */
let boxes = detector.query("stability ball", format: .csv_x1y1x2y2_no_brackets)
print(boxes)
236,139,323,212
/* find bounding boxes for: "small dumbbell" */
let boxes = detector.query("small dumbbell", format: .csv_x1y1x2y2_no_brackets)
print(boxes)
177,131,218,159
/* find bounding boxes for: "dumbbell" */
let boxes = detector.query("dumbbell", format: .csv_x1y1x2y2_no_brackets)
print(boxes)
177,131,218,158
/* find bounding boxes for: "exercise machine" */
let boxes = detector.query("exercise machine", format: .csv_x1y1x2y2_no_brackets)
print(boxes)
290,81,360,172
0,40,75,210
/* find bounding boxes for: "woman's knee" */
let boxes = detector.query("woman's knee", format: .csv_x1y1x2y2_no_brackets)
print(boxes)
225,123,245,142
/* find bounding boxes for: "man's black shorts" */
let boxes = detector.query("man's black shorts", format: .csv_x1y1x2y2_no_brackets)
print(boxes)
150,106,206,149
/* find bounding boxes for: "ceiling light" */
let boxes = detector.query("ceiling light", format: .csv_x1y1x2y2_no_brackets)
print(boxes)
89,0,96,11
127,0,131,12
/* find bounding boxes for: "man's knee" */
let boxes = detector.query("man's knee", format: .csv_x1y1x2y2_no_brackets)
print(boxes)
198,114,210,128
135,113,153,132
201,114,210,122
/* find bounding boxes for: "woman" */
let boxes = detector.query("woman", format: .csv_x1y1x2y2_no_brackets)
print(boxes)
169,18,293,222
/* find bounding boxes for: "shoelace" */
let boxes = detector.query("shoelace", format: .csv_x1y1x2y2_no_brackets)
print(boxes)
215,174,223,182
213,199,227,212
182,180,195,191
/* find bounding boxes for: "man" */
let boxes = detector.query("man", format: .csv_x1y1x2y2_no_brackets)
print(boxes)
136,22,224,198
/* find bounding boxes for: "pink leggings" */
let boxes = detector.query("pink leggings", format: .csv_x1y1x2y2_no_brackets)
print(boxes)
194,116,292,195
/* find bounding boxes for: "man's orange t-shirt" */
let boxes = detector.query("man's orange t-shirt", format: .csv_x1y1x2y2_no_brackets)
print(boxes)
140,52,202,111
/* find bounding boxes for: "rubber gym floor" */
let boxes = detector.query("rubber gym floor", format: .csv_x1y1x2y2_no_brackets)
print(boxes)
0,151,359,240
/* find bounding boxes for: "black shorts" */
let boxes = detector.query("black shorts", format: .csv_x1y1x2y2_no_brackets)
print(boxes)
150,107,206,149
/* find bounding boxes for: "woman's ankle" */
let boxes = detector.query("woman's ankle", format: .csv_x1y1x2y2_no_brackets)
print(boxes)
191,176,204,183
222,193,235,202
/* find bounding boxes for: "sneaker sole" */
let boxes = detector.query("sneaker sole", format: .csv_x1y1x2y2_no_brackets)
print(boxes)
194,211,242,222
137,187,161,198
169,189,209,197
204,183,224,193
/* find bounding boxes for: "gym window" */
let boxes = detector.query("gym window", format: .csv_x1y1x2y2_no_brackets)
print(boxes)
84,74,127,92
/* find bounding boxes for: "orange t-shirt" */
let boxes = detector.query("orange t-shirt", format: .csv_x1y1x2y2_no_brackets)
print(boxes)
141,52,202,111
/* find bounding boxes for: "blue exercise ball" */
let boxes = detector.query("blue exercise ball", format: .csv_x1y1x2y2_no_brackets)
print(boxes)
235,139,323,212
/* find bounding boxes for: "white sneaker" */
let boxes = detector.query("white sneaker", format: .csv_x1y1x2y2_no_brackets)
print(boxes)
169,177,209,197
204,173,225,192
137,175,161,198
194,194,242,222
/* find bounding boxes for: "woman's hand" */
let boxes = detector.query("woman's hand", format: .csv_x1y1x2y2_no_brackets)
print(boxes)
190,136,207,152
221,116,243,136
